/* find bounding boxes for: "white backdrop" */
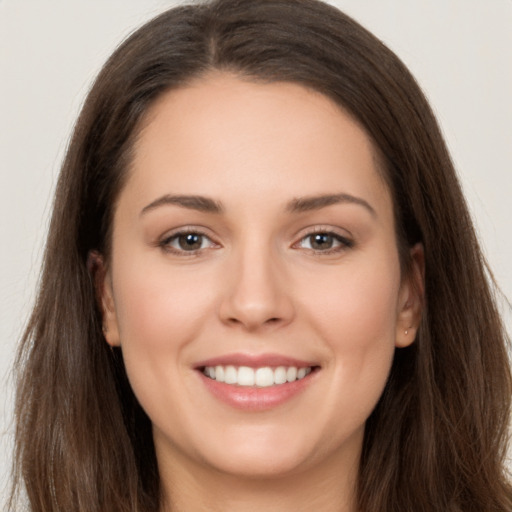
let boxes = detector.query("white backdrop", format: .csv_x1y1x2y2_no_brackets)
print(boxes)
1,0,511,503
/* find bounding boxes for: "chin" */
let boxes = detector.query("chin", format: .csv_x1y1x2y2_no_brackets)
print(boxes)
191,424,328,479
207,450,310,479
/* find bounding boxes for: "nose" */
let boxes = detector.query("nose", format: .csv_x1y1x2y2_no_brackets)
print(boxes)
218,244,295,332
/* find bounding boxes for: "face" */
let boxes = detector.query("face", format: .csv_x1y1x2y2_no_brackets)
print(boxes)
100,73,422,482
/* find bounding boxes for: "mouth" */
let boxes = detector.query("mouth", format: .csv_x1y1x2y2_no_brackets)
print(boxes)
195,355,320,411
201,365,315,387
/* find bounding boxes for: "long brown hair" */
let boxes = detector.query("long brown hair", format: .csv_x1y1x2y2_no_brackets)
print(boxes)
11,1,512,510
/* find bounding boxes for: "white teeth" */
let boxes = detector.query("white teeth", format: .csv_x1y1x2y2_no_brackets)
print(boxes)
215,365,225,382
274,366,287,385
202,365,314,387
255,367,274,387
286,366,297,382
237,366,255,386
224,365,237,384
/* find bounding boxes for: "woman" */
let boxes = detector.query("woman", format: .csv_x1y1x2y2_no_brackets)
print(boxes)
10,0,512,510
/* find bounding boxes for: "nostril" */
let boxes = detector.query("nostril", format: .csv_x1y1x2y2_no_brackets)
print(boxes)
226,315,282,329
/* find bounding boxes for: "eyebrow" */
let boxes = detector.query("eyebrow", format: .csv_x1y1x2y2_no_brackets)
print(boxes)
140,194,223,216
287,193,376,217
140,192,376,217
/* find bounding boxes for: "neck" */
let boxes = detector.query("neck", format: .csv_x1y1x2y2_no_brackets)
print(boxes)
158,443,360,512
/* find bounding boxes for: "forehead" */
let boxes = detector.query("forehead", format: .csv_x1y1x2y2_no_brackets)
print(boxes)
124,73,391,217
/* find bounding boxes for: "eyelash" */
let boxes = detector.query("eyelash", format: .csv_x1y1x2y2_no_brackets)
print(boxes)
294,228,354,254
158,228,216,256
158,227,354,256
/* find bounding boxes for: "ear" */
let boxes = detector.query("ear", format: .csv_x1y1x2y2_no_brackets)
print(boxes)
395,243,425,348
87,250,121,347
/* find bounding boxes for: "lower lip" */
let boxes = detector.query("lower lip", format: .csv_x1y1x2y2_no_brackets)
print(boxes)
198,370,317,411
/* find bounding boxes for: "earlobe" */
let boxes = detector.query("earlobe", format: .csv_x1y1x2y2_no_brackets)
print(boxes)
395,243,425,348
87,250,121,347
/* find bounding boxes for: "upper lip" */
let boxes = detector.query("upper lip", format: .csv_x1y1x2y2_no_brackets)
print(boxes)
194,353,319,369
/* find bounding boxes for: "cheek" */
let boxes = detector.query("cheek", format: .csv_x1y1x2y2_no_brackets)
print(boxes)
112,255,216,347
303,255,400,345
110,256,217,407
299,254,400,418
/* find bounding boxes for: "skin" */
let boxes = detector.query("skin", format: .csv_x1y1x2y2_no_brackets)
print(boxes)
99,73,423,512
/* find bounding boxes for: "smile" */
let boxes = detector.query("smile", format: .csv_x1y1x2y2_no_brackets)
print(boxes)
195,354,319,410
202,365,313,387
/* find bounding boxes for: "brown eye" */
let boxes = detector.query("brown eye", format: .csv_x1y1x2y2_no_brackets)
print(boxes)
309,233,335,250
178,233,204,251
297,231,353,253
160,231,216,254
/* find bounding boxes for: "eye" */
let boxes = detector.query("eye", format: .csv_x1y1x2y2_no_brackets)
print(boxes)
159,230,217,254
296,231,353,253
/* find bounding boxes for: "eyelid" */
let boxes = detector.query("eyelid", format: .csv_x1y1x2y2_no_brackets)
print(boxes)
158,226,219,255
155,224,354,256
292,225,354,253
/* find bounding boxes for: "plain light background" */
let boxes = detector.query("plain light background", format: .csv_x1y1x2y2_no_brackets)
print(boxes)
1,0,511,502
